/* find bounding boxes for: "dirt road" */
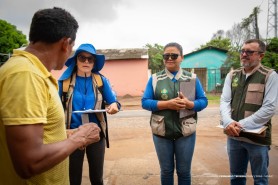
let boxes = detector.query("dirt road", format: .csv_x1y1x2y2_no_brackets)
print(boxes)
80,97,278,185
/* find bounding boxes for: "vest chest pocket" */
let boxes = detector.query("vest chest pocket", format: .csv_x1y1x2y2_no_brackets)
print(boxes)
150,114,165,136
181,117,196,136
245,84,264,105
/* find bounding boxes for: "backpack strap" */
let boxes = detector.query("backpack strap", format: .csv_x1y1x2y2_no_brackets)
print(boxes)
92,73,110,148
93,73,103,89
61,77,71,110
92,73,103,110
62,73,76,129
63,77,71,95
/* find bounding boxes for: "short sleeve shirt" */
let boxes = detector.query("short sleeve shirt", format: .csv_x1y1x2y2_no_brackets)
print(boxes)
0,50,69,185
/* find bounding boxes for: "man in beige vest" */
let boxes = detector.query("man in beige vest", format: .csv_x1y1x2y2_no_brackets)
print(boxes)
220,39,278,185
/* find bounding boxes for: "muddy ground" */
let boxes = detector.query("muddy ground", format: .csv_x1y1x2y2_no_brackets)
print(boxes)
80,96,278,185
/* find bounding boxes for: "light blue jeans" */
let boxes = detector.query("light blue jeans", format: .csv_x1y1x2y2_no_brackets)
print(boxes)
153,133,196,185
227,138,270,185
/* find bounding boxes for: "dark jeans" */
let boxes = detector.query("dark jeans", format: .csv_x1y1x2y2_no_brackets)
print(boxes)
153,133,196,185
69,137,105,185
227,138,269,185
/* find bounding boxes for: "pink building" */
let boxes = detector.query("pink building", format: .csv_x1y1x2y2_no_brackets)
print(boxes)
51,48,149,97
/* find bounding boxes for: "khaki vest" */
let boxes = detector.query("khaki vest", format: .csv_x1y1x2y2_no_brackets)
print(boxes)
63,72,107,139
152,69,197,140
231,65,274,145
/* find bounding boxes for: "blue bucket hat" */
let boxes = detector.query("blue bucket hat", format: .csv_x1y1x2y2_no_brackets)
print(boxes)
59,44,105,81
65,43,105,71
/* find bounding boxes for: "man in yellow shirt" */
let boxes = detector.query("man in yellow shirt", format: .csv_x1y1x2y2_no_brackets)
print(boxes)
0,7,100,185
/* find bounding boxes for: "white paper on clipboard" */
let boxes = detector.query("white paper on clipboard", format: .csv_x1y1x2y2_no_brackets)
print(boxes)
73,109,107,113
179,79,196,118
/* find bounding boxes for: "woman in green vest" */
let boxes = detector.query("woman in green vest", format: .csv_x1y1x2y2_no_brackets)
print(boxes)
142,42,208,185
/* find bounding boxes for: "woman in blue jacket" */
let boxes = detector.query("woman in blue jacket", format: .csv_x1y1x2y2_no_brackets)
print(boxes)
58,43,120,185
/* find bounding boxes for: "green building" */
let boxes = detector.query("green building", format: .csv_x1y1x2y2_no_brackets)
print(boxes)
181,46,229,92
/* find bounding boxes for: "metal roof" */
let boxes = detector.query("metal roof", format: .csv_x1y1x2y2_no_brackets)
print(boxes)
97,48,148,60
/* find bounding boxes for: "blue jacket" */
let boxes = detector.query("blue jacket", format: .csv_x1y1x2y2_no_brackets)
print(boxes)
58,68,118,129
142,71,208,112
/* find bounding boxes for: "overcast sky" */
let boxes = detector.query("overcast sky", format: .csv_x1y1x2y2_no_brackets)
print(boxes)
0,0,269,53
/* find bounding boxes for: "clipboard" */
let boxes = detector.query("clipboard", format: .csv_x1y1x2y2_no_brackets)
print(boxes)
73,109,107,113
242,126,268,135
217,125,267,136
179,78,196,118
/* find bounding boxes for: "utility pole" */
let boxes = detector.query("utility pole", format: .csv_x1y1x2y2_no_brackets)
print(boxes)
267,0,278,40
254,7,260,39
241,7,260,39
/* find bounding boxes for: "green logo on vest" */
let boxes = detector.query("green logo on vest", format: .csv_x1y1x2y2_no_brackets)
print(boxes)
232,77,238,87
161,88,168,100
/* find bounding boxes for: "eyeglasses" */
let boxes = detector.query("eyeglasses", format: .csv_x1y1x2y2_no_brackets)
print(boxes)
77,55,95,64
162,53,180,60
239,50,263,56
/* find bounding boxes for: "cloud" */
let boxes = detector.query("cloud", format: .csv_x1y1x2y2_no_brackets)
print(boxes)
51,0,125,23
0,0,269,53
0,0,124,32
0,0,42,29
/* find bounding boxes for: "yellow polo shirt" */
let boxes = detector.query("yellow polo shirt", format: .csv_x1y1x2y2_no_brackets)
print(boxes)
0,50,68,185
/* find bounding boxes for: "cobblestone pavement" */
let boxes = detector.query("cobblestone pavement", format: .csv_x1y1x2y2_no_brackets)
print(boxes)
80,98,278,185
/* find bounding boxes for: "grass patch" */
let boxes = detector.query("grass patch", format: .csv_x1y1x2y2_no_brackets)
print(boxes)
206,93,221,105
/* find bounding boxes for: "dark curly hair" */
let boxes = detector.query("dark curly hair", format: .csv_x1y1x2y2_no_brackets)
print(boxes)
29,7,79,44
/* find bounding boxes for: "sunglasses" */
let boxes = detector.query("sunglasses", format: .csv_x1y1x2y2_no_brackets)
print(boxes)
162,53,180,60
77,55,95,64
239,50,263,56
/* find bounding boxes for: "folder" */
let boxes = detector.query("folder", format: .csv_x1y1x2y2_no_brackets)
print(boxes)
179,78,196,118
217,125,268,137
242,126,268,135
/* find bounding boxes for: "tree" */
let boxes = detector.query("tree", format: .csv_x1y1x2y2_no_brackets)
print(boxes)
241,7,261,39
262,37,278,71
199,36,241,69
144,43,164,73
200,36,232,51
200,6,267,71
226,23,249,51
0,19,27,64
211,30,225,40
